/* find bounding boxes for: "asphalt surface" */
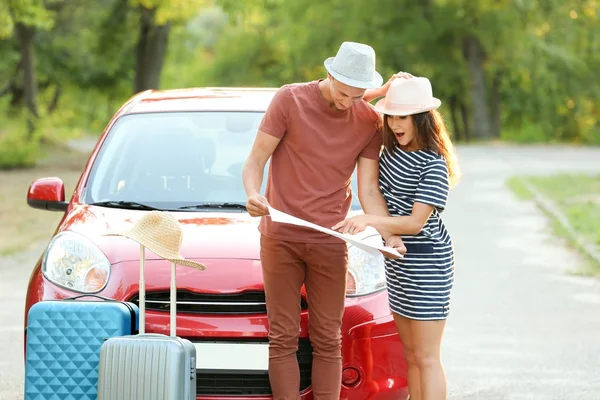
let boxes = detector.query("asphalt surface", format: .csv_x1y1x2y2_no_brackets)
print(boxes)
1,144,599,399
442,145,600,400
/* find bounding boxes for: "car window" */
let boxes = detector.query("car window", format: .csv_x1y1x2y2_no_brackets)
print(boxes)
83,111,362,211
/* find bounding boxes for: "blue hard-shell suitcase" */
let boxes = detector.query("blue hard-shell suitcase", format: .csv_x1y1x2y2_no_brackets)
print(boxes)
24,295,139,400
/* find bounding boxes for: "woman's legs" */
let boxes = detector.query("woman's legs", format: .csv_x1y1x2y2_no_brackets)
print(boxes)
393,313,421,400
393,313,447,400
412,317,447,399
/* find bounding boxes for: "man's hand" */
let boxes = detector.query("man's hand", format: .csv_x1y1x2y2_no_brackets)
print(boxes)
332,215,372,235
246,193,270,217
385,235,407,255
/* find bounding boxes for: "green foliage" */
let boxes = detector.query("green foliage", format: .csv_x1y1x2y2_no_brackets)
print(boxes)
36,0,136,92
0,0,599,168
0,0,58,37
0,125,41,169
207,0,599,144
131,0,210,25
161,7,228,89
501,122,550,144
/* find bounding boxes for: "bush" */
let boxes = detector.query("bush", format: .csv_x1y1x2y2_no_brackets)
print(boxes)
0,130,42,170
500,122,550,144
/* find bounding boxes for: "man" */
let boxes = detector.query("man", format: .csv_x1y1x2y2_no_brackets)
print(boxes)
242,41,407,399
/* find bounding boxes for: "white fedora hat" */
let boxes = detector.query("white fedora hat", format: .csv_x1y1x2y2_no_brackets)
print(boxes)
324,41,383,89
374,76,441,116
104,211,207,270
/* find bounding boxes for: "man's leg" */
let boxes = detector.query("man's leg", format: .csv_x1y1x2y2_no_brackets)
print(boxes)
304,241,348,400
260,235,306,400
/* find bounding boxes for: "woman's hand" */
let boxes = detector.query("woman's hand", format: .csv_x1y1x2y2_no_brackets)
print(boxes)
385,235,407,255
379,71,415,96
332,215,372,235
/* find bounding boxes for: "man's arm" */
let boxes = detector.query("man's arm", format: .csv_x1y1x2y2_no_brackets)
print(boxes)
242,131,281,217
356,156,394,241
242,84,289,216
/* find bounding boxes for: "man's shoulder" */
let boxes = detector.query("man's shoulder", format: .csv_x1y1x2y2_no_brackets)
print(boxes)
277,81,317,97
268,81,316,111
352,100,383,134
354,100,382,123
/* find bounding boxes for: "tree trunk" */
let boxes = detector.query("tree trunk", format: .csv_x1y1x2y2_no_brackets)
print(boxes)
462,35,491,140
8,84,23,110
134,6,171,93
449,95,463,141
491,71,501,139
419,0,433,21
14,22,38,136
47,84,62,113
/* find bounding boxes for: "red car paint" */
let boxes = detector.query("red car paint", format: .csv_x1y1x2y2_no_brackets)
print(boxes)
23,87,409,399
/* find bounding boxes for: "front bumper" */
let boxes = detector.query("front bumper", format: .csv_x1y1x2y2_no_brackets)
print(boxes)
340,312,409,400
24,270,408,400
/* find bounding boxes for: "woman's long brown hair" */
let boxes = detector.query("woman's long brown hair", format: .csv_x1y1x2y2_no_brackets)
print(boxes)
382,111,461,187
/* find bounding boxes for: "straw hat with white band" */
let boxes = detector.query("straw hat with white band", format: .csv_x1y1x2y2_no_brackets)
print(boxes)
104,211,206,271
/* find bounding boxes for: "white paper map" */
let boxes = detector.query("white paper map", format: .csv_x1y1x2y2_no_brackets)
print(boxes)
268,206,402,259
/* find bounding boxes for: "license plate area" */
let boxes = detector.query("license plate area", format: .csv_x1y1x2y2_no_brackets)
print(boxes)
193,341,269,371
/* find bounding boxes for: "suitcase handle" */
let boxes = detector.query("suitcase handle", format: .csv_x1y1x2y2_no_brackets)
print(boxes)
64,294,138,334
138,244,177,337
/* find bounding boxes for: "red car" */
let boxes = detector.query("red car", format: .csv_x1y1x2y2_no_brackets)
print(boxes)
24,87,409,399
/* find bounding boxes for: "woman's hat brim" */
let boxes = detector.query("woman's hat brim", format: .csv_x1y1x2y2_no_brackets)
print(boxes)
374,97,441,116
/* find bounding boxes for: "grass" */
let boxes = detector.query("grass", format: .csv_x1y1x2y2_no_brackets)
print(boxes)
506,174,600,275
0,143,90,256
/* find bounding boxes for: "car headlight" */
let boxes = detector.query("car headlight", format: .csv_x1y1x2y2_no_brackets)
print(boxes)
42,231,111,293
346,235,386,297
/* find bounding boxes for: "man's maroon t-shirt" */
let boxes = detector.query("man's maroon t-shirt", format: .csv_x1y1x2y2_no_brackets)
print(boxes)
258,80,382,243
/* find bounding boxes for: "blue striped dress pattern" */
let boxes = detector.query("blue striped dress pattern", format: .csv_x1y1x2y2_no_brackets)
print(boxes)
379,147,455,321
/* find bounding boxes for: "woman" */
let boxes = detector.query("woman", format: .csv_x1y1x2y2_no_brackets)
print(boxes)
334,76,460,400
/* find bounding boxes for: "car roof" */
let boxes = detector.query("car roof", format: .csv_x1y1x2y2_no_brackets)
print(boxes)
121,87,278,115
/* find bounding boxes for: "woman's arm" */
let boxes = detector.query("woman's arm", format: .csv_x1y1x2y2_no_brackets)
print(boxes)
363,87,385,103
334,156,449,236
363,72,415,103
366,202,435,235
332,202,435,236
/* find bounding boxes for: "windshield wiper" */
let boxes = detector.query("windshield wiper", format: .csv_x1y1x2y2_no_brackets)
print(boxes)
176,202,247,211
90,201,161,211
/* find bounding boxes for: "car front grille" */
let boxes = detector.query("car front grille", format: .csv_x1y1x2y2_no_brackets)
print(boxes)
193,338,313,395
129,290,309,314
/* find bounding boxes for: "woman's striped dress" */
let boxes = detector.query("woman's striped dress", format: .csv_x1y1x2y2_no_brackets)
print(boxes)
379,147,455,321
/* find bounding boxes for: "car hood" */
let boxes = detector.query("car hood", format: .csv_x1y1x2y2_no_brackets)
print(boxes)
59,205,262,264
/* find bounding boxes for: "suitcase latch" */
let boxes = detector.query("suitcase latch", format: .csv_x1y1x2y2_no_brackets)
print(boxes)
189,357,196,379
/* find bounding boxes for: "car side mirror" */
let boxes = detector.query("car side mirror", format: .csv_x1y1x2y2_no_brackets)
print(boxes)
27,177,68,212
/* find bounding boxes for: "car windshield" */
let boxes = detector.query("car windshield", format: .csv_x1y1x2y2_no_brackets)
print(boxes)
83,111,361,211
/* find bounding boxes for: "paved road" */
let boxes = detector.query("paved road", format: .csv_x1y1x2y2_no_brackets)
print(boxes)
443,145,600,399
1,144,599,399
0,245,44,400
